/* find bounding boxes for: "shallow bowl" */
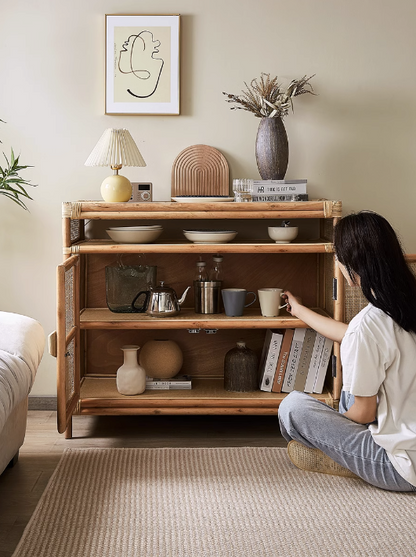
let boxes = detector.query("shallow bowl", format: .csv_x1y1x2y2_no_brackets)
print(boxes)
268,226,298,244
107,227,163,244
183,230,238,244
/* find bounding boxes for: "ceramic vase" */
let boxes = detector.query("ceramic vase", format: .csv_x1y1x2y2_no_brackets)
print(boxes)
116,345,146,395
139,339,183,379
224,340,258,392
255,117,289,180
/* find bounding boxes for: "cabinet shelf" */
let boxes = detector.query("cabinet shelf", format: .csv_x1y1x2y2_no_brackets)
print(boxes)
78,376,334,415
70,239,333,254
63,200,342,221
79,307,328,330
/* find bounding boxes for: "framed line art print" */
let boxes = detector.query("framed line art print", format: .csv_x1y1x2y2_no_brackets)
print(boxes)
105,14,180,115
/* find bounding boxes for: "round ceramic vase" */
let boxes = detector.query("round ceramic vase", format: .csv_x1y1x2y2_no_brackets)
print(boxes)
139,339,183,379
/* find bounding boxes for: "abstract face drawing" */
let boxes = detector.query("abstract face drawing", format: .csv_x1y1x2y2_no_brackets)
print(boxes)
118,30,164,99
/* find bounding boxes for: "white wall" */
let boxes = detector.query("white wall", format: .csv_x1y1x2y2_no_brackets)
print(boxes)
1,0,416,395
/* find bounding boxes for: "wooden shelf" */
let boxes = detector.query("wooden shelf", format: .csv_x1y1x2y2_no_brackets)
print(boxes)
70,239,333,254
78,377,334,415
79,307,327,330
64,200,342,220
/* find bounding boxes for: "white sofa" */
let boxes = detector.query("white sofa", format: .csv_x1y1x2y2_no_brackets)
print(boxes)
0,311,45,475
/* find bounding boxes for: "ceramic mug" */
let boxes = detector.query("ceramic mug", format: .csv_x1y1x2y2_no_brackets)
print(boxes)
221,288,257,317
258,288,288,317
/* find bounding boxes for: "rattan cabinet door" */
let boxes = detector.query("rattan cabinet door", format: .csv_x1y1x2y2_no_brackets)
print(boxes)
56,255,81,434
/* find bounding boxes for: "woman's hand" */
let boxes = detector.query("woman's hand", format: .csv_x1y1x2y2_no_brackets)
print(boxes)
283,291,303,317
282,290,348,343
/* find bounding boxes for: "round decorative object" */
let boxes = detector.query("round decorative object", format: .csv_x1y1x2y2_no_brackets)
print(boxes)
116,345,146,395
224,340,259,392
100,174,132,202
255,117,289,180
139,339,183,379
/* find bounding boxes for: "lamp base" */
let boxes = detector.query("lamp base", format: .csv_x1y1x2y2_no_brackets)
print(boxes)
100,174,132,202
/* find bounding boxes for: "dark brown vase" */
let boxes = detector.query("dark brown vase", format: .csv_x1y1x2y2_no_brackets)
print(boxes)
224,340,259,392
255,117,289,180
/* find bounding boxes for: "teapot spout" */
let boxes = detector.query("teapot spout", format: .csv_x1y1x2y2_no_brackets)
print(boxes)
178,286,191,305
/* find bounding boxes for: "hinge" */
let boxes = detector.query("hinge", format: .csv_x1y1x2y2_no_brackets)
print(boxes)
332,277,338,300
331,354,337,378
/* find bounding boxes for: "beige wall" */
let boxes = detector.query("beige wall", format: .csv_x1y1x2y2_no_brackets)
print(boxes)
1,0,416,395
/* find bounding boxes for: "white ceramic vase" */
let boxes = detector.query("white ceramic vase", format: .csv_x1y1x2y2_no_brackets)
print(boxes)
116,345,146,395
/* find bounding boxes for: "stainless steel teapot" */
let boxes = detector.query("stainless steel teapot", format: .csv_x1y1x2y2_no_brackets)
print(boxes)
132,281,191,317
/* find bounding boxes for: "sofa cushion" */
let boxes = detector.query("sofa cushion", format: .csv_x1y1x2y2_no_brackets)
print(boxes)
0,311,45,432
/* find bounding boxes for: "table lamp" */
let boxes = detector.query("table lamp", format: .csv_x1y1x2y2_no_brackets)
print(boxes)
85,128,146,202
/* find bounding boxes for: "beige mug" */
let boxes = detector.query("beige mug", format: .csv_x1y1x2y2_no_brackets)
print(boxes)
258,288,287,317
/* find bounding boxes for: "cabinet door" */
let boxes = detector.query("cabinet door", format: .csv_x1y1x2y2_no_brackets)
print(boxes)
56,255,81,434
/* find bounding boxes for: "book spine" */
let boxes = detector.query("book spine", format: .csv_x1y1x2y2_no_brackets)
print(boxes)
146,381,192,386
293,329,316,392
252,194,308,202
252,181,307,194
259,331,283,392
313,337,334,394
258,329,273,390
146,376,191,387
281,328,306,393
145,384,192,390
304,333,326,393
271,329,294,393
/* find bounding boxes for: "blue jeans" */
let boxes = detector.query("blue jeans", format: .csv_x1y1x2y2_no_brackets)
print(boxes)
278,390,416,492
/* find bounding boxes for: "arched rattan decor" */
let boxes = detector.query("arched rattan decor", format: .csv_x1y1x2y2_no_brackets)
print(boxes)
171,144,230,197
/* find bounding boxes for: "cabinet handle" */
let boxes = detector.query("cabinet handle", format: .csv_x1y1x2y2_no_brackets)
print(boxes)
48,331,57,358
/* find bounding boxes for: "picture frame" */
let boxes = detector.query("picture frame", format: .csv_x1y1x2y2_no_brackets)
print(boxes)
105,14,180,115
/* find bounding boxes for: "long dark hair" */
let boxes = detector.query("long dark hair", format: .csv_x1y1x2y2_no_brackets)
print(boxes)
334,211,416,333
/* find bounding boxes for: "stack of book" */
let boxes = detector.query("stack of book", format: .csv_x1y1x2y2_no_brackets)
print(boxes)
252,180,308,202
258,328,333,394
145,375,192,390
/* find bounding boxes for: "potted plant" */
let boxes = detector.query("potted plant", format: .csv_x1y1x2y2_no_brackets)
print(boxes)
223,73,315,180
0,119,36,210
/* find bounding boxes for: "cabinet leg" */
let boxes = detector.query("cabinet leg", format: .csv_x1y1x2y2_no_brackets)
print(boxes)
64,417,73,439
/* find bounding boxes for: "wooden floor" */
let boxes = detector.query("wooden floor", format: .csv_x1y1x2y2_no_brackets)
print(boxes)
0,411,286,557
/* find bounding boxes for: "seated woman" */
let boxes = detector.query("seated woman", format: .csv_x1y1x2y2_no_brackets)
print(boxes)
279,211,416,492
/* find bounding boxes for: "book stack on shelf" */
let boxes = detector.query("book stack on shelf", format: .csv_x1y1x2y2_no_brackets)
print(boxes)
146,375,192,390
259,328,333,395
252,180,308,202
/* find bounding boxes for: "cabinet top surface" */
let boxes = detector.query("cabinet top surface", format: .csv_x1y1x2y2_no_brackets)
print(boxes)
63,200,342,220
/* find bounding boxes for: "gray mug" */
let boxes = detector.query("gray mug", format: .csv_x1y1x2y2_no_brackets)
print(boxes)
221,288,257,317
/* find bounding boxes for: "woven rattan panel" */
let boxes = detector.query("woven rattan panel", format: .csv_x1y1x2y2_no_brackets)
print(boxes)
344,261,416,323
66,337,76,402
171,144,230,197
65,266,75,335
70,219,82,243
344,283,367,323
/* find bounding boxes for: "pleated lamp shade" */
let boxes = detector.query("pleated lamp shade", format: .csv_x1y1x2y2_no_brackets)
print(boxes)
85,129,146,202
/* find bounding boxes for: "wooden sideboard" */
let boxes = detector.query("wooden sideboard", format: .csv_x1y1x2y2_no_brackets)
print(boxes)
56,200,344,438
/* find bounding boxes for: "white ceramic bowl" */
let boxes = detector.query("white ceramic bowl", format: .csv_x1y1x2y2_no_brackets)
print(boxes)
268,226,298,244
183,230,238,244
107,227,163,244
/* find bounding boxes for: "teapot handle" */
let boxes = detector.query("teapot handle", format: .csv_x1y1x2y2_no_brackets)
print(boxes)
131,291,150,313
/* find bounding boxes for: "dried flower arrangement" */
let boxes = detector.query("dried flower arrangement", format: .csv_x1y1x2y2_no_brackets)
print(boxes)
223,73,315,119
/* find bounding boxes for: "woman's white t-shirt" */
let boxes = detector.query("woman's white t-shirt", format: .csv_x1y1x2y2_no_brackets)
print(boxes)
341,303,416,486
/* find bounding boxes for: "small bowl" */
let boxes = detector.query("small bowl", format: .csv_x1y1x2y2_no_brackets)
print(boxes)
107,227,163,244
183,230,238,244
268,226,298,244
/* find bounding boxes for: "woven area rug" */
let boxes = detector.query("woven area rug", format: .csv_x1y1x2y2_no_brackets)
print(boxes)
13,447,416,557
